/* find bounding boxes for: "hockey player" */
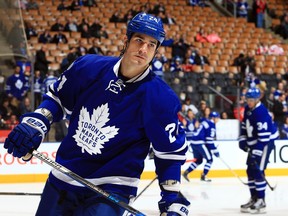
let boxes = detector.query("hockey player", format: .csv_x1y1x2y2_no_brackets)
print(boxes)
239,87,279,214
4,13,190,216
182,111,220,182
182,109,199,182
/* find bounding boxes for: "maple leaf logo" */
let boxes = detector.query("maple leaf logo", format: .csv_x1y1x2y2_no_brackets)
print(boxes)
73,103,119,155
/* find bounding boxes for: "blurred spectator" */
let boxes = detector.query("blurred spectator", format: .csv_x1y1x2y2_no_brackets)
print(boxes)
16,58,31,75
151,52,168,80
5,114,19,130
61,47,79,71
70,0,82,11
95,27,108,39
220,111,229,119
170,57,183,73
162,12,177,25
80,24,92,39
153,3,166,15
0,70,5,93
197,100,208,119
38,29,52,43
25,0,39,10
64,17,78,32
42,71,58,95
5,65,28,104
241,51,256,84
57,0,69,11
172,35,189,61
33,70,43,107
19,96,32,114
24,21,37,40
256,42,269,55
76,41,88,56
51,30,68,44
34,44,51,79
0,112,6,129
237,0,249,18
78,18,90,34
109,10,124,23
232,53,245,74
195,28,208,43
83,0,97,7
272,91,286,138
123,10,134,23
50,18,65,32
253,0,267,28
0,98,20,120
183,97,199,116
194,49,210,67
278,14,288,39
88,38,104,55
89,18,102,38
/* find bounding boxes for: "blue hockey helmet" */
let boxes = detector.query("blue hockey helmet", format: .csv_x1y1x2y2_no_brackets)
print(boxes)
209,111,220,118
246,87,261,99
126,12,166,45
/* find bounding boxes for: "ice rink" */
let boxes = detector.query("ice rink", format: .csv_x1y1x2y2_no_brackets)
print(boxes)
0,176,287,216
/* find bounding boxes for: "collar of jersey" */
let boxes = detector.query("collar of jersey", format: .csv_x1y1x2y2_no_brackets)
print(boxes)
113,58,150,83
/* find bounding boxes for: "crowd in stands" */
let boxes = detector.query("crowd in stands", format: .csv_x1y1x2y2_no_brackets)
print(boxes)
1,0,288,140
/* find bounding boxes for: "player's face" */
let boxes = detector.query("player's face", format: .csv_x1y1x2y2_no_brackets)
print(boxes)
246,98,258,109
125,33,158,67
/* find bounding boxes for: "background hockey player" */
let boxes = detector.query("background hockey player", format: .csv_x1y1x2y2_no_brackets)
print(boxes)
182,111,220,182
3,12,190,216
239,87,279,214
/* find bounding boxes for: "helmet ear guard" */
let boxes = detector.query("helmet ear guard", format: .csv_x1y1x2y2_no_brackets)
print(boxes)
126,12,166,45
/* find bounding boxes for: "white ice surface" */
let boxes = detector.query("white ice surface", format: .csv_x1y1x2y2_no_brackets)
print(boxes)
0,176,287,216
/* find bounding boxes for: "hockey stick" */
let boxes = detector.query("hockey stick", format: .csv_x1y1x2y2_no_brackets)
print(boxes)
251,160,277,191
134,176,157,201
30,150,145,216
247,151,277,191
0,192,41,196
218,156,248,185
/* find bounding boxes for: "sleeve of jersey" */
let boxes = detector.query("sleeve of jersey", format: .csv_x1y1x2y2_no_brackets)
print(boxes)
38,55,100,122
239,111,247,142
143,85,188,182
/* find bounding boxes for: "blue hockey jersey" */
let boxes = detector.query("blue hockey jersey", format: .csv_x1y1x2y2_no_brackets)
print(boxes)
39,55,187,196
240,102,279,148
190,118,217,151
185,118,198,141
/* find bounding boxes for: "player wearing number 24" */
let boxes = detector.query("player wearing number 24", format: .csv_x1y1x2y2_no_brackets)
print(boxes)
239,87,279,214
3,13,190,216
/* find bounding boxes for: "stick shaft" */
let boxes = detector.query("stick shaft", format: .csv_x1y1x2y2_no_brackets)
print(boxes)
219,157,248,185
32,150,145,216
0,192,41,196
134,176,157,201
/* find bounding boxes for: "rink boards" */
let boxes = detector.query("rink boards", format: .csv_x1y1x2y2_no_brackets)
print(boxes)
0,140,287,183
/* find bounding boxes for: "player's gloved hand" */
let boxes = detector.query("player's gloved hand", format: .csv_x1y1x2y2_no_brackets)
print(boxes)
4,112,50,161
239,140,249,152
158,191,190,216
212,149,220,157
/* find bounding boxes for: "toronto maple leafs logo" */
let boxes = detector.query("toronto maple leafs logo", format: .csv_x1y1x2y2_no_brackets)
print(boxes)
73,104,119,155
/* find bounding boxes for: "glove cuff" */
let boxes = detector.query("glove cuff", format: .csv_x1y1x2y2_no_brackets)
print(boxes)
168,203,190,216
21,112,51,141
